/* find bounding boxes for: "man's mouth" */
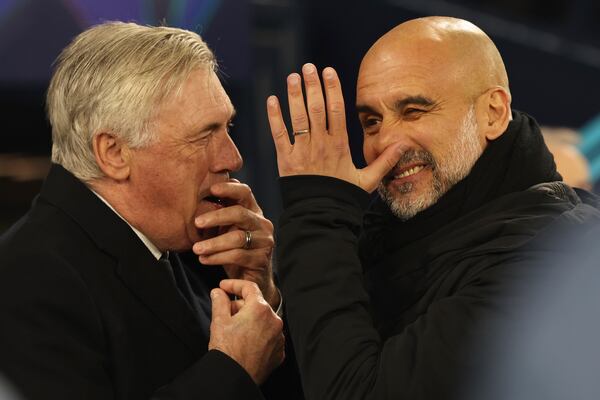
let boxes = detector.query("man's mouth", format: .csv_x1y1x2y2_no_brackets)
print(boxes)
385,163,429,183
393,164,426,179
203,195,224,207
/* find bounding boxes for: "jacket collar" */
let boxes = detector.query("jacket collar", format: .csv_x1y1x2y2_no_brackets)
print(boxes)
39,163,208,355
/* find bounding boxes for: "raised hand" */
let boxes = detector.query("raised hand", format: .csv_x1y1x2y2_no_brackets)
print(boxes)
266,63,402,193
209,279,285,384
193,180,279,309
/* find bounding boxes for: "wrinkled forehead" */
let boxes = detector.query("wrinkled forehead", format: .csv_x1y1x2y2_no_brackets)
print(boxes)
356,41,463,105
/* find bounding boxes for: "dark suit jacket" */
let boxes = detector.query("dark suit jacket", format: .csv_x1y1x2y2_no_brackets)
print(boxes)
0,164,299,400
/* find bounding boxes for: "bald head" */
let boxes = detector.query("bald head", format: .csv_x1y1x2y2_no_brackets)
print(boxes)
360,16,510,102
358,17,514,220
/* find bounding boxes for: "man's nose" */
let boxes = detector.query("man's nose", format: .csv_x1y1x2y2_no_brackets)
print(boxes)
211,131,243,173
373,122,405,156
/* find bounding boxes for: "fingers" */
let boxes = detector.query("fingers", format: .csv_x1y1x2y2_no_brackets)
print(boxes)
209,181,262,214
210,288,232,320
322,67,347,137
302,63,326,133
266,95,292,156
287,73,310,144
193,229,273,256
359,141,404,193
219,279,263,302
195,204,263,231
197,248,271,269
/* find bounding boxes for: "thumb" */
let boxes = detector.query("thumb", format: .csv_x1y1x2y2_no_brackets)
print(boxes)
210,288,232,320
359,142,403,193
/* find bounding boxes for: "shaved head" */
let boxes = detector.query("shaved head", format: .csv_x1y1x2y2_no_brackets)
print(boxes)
357,17,513,220
361,16,510,102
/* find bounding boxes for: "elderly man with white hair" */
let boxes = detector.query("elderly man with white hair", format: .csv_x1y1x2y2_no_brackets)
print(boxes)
0,22,301,400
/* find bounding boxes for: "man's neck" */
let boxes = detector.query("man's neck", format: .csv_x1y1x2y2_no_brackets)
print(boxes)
87,180,163,260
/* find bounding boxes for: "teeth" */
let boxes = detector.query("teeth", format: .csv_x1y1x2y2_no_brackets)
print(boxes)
395,165,424,179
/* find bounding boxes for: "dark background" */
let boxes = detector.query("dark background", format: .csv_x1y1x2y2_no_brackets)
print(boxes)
1,0,599,233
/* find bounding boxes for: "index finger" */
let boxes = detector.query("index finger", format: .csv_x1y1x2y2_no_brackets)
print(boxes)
219,279,263,302
322,67,347,137
209,181,261,214
195,205,257,230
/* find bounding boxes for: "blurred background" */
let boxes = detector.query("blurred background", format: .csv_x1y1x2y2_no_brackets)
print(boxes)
1,0,599,233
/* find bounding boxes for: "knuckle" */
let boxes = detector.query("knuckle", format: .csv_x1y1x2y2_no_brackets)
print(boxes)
274,316,284,331
264,219,274,232
308,103,325,116
291,114,308,127
275,127,288,138
237,230,247,245
265,235,275,248
239,183,251,194
248,281,260,293
328,100,345,114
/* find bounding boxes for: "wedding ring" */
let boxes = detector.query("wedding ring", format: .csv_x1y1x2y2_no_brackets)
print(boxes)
243,230,252,249
293,129,310,136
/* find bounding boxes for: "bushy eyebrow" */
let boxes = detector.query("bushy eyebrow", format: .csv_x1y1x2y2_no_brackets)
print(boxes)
394,95,436,110
356,95,436,115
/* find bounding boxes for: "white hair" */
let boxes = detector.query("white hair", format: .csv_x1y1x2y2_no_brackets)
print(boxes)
47,21,216,181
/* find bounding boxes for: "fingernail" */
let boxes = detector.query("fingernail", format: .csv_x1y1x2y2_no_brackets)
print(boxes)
323,67,335,79
288,74,300,84
195,217,205,226
193,243,204,254
268,96,278,107
303,63,316,74
211,289,218,299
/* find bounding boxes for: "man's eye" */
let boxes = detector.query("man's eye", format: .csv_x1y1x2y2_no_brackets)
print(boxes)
362,118,379,127
405,108,424,115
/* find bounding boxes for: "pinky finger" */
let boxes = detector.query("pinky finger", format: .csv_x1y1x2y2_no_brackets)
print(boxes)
266,96,292,155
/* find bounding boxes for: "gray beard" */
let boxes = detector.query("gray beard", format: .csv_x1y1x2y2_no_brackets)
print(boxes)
378,106,483,221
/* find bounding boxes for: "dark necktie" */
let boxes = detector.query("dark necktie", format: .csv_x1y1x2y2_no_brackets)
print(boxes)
159,252,211,335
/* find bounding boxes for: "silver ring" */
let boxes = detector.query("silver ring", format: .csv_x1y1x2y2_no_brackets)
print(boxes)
243,230,252,249
293,129,310,136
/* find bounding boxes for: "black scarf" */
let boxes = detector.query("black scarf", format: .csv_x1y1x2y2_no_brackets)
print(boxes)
359,110,562,266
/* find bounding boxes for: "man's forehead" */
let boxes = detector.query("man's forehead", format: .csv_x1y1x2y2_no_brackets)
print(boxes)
357,63,448,104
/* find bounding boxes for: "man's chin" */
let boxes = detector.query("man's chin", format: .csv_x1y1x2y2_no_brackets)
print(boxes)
381,187,437,220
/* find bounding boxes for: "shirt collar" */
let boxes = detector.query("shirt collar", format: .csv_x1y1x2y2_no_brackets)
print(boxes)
90,189,163,260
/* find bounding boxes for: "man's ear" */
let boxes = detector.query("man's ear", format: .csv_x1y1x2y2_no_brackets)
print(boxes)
480,87,511,141
92,132,131,181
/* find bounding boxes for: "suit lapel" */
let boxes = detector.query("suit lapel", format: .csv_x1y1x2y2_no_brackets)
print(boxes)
40,164,208,356
116,252,208,356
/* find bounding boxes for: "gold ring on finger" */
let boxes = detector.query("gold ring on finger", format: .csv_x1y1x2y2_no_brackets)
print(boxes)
243,230,252,249
293,129,310,136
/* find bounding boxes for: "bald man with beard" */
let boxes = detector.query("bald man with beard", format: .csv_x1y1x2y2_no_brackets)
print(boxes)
266,16,600,400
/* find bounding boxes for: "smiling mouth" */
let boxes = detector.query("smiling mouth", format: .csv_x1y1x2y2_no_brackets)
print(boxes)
393,164,426,179
385,163,429,183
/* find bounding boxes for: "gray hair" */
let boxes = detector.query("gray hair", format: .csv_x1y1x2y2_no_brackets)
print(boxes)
47,21,216,181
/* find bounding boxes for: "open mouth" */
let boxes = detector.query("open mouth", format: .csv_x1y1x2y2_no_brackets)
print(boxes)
393,164,427,179
203,195,223,206
384,163,429,184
